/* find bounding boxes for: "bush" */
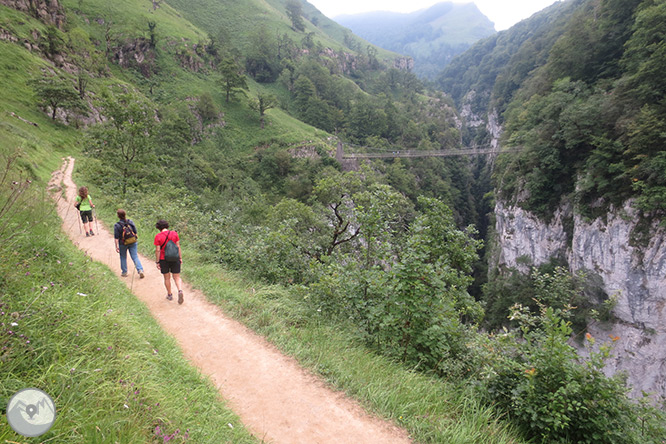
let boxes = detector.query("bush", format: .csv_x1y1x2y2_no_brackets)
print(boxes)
477,299,666,444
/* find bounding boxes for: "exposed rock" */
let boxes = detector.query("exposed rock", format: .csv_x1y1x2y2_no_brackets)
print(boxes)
176,48,204,72
0,0,66,28
0,27,18,42
113,38,156,77
393,57,414,71
460,90,485,128
494,199,666,400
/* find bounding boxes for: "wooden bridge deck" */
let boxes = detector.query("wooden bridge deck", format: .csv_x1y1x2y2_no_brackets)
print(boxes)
341,147,508,159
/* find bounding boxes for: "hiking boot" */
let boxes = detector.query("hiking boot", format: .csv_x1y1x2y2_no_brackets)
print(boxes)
139,271,145,279
121,272,128,277
178,290,184,305
166,294,173,301
89,231,94,236
85,232,90,237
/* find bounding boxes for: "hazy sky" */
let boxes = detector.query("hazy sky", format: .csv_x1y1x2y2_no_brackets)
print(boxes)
307,0,561,31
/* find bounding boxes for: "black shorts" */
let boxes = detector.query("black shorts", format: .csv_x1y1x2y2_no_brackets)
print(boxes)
80,210,93,223
159,259,181,274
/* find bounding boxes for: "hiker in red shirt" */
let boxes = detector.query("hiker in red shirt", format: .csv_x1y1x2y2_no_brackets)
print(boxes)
153,219,184,304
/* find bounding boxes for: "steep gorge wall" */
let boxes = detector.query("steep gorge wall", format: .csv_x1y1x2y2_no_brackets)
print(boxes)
494,200,666,400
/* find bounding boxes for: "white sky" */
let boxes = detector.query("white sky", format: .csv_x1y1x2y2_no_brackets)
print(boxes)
308,0,561,31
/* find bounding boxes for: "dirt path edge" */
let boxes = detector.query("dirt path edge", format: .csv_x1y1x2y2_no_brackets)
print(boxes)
49,157,412,444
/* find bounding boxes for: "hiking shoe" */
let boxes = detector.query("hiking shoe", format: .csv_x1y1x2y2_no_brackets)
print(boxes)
85,232,90,237
178,290,184,305
121,272,128,277
139,271,145,279
89,231,94,236
166,294,173,301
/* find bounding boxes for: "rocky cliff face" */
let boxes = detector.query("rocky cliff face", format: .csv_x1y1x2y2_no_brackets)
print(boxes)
494,199,666,400
0,0,66,27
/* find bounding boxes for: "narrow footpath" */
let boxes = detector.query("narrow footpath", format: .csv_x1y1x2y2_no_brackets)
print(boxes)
49,157,412,444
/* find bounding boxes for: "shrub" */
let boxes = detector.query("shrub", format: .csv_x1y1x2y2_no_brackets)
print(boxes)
478,299,666,443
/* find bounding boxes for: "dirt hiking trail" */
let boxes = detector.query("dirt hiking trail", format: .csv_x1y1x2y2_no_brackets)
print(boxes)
49,157,412,444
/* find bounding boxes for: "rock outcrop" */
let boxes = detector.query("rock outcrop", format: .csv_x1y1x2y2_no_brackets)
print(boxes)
0,0,66,27
494,199,666,400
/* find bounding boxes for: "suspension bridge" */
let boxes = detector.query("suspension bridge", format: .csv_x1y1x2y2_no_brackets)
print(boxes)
335,141,516,162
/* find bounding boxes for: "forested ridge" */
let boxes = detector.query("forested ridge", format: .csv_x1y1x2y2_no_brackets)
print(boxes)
441,0,666,222
1,0,666,442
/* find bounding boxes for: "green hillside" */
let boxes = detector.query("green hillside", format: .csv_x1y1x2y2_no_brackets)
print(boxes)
439,0,666,221
1,0,665,442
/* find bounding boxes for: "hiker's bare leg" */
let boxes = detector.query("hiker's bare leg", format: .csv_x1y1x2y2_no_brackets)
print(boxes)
163,273,172,295
173,273,182,292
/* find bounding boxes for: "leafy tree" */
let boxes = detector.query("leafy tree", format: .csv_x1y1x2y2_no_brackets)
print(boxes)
249,93,277,129
285,0,305,32
380,197,482,370
245,28,279,83
218,55,248,102
42,25,64,59
147,21,158,48
86,91,156,196
347,97,387,143
67,27,106,99
293,75,316,114
29,75,84,120
195,92,219,125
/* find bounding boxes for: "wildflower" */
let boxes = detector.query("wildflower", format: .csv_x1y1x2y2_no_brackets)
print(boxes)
11,322,17,326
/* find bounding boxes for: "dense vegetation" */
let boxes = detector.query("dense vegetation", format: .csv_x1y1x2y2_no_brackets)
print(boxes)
2,0,666,442
440,0,666,223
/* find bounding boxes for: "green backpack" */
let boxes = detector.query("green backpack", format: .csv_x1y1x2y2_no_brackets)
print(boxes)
161,231,179,261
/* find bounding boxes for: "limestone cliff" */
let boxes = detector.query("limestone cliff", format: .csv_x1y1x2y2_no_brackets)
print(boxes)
494,199,666,400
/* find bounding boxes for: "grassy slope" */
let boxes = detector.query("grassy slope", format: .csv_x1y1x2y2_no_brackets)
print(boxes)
0,10,256,442
0,1,526,443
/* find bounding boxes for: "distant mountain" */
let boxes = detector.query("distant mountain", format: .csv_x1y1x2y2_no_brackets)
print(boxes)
336,2,496,79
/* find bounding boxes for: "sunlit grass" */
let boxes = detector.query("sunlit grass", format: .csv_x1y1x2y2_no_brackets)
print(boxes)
0,166,256,443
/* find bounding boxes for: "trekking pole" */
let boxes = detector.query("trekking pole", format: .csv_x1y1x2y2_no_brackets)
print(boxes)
76,209,81,234
93,208,99,233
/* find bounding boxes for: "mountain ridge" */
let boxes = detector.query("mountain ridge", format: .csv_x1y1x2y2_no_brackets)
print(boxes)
336,2,496,79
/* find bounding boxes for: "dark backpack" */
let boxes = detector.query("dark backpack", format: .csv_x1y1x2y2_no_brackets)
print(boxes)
161,231,179,261
121,221,137,245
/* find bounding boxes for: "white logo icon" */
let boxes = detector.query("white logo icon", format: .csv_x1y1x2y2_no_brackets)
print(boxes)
6,388,56,437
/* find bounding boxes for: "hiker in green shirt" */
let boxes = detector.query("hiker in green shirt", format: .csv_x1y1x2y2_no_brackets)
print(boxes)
75,186,95,237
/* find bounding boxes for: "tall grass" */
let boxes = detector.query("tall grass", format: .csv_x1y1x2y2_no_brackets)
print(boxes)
184,264,526,444
0,155,256,443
